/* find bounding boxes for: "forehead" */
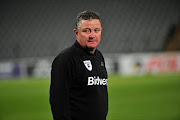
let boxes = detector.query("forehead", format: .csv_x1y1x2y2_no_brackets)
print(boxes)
79,19,101,29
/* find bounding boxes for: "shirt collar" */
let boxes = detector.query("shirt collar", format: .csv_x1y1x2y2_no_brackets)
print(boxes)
74,40,97,55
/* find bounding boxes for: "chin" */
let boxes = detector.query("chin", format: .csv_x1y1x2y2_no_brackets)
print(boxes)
88,43,98,48
88,45,97,49
85,46,96,51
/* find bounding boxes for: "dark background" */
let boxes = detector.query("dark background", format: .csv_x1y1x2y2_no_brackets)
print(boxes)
0,0,180,60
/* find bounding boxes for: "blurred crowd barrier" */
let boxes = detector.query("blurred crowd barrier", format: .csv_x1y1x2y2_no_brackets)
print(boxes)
0,52,180,79
105,52,180,75
0,57,53,79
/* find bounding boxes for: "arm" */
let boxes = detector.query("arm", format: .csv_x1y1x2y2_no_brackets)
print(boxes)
50,55,72,120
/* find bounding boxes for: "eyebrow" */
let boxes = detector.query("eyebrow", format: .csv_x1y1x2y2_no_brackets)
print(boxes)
83,27,101,30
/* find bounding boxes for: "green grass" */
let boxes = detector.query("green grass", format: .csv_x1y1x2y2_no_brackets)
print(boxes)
0,78,52,120
0,73,180,120
107,73,180,120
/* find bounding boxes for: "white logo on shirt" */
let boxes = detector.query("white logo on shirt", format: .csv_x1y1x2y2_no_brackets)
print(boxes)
101,62,104,66
83,60,92,71
87,76,108,85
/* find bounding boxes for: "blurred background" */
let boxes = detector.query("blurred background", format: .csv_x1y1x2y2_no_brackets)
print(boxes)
0,0,180,120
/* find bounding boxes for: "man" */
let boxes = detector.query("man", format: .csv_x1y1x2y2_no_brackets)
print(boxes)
50,11,108,120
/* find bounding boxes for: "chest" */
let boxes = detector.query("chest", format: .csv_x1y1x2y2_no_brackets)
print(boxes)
72,55,107,86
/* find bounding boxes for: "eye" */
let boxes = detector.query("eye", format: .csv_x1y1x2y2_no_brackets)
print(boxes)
94,29,100,33
83,29,91,33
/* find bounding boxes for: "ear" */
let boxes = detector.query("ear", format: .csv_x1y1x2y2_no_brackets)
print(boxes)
73,29,78,36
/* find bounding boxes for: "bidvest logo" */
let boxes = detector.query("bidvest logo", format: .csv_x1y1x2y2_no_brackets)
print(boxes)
87,76,108,86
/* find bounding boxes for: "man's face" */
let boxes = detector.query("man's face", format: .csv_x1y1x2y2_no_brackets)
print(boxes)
74,19,102,52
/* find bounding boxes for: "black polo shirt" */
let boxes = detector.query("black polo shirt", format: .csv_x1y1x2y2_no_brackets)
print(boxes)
50,41,108,120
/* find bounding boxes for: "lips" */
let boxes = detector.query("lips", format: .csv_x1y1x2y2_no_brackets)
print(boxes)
88,40,96,43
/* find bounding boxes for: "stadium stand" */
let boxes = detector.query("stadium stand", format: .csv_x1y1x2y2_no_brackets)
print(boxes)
0,0,180,60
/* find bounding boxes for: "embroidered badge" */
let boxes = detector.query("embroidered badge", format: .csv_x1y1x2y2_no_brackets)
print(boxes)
101,62,104,66
83,60,92,71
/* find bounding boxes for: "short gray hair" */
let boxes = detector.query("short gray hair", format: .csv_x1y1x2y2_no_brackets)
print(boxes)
76,11,101,29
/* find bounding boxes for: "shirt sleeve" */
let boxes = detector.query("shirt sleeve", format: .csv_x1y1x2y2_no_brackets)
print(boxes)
50,54,73,120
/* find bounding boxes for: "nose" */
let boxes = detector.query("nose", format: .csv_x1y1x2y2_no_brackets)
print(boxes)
89,32,95,39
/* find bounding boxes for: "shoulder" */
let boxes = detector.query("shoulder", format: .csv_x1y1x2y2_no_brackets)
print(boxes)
96,49,104,58
59,45,77,56
96,49,106,64
52,46,72,65
52,45,78,65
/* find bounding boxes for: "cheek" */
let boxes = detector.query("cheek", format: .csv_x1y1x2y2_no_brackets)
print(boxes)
97,34,101,42
79,34,88,40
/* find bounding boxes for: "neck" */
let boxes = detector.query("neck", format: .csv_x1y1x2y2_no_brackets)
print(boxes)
90,50,95,54
84,46,96,54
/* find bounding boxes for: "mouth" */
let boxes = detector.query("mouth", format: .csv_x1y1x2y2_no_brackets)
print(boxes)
88,40,96,43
